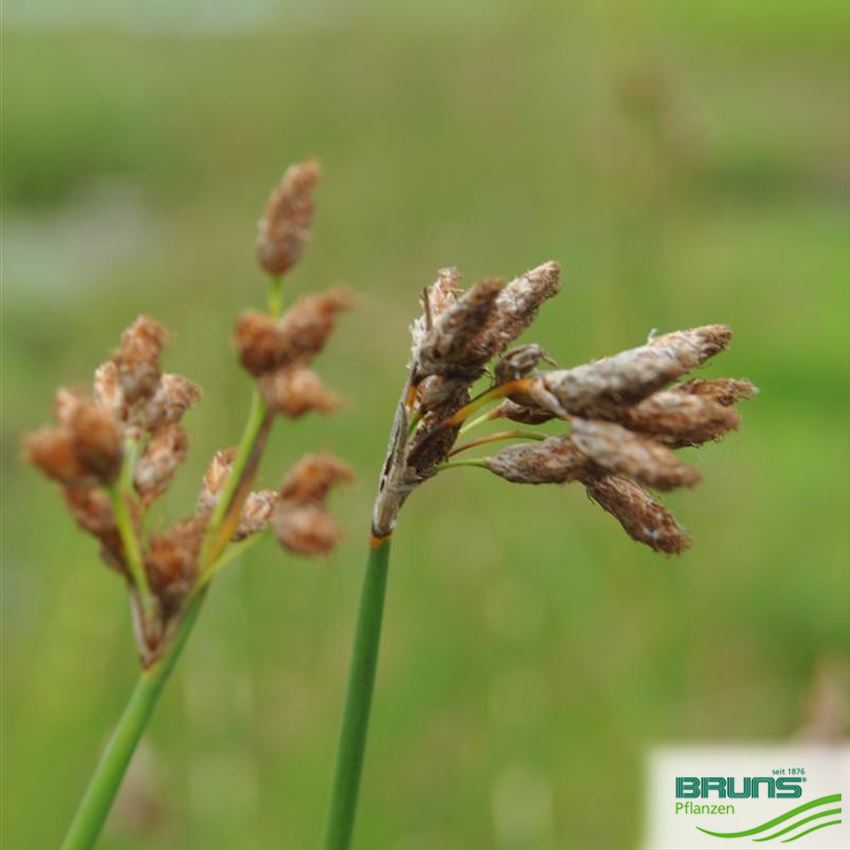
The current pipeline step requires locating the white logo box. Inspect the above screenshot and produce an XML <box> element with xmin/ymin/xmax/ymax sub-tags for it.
<box><xmin>643</xmin><ymin>745</ymin><xmax>850</xmax><ymax>850</ymax></box>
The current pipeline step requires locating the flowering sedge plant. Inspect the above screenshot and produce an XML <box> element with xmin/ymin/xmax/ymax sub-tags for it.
<box><xmin>26</xmin><ymin>160</ymin><xmax>351</xmax><ymax>850</ymax></box>
<box><xmin>322</xmin><ymin>261</ymin><xmax>756</xmax><ymax>849</ymax></box>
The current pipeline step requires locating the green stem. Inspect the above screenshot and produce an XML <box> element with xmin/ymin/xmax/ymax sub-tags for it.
<box><xmin>59</xmin><ymin>588</ymin><xmax>207</xmax><ymax>850</ymax></box>
<box><xmin>109</xmin><ymin>440</ymin><xmax>156</xmax><ymax>625</ymax></box>
<box><xmin>198</xmin><ymin>389</ymin><xmax>268</xmax><ymax>571</ymax></box>
<box><xmin>436</xmin><ymin>458</ymin><xmax>488</xmax><ymax>471</ymax></box>
<box><xmin>323</xmin><ymin>536</ymin><xmax>392</xmax><ymax>850</ymax></box>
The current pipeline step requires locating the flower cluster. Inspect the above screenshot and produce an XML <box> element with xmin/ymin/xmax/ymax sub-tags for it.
<box><xmin>25</xmin><ymin>159</ymin><xmax>351</xmax><ymax>665</ymax></box>
<box><xmin>372</xmin><ymin>261</ymin><xmax>755</xmax><ymax>551</ymax></box>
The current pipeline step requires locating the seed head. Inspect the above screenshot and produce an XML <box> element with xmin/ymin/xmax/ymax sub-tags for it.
<box><xmin>256</xmin><ymin>159</ymin><xmax>322</xmax><ymax>276</ymax></box>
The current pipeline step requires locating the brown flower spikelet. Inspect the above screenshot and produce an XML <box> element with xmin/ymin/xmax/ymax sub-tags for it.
<box><xmin>139</xmin><ymin>374</ymin><xmax>203</xmax><ymax>430</ymax></box>
<box><xmin>235</xmin><ymin>490</ymin><xmax>278</xmax><ymax>540</ymax></box>
<box><xmin>145</xmin><ymin>517</ymin><xmax>206</xmax><ymax>607</ymax></box>
<box><xmin>196</xmin><ymin>447</ymin><xmax>237</xmax><ymax>515</ymax></box>
<box><xmin>114</xmin><ymin>315</ymin><xmax>169</xmax><ymax>402</ymax></box>
<box><xmin>673</xmin><ymin>377</ymin><xmax>758</xmax><ymax>406</ymax></box>
<box><xmin>529</xmin><ymin>324</ymin><xmax>732</xmax><ymax>417</ymax></box>
<box><xmin>582</xmin><ymin>473</ymin><xmax>691</xmax><ymax>554</ymax></box>
<box><xmin>410</xmin><ymin>268</ymin><xmax>462</xmax><ymax>354</ymax></box>
<box><xmin>134</xmin><ymin>424</ymin><xmax>188</xmax><ymax>505</ymax></box>
<box><xmin>478</xmin><ymin>261</ymin><xmax>561</xmax><ymax>357</ymax></box>
<box><xmin>279</xmin><ymin>453</ymin><xmax>354</xmax><ymax>503</ymax></box>
<box><xmin>272</xmin><ymin>502</ymin><xmax>341</xmax><ymax>557</ymax></box>
<box><xmin>235</xmin><ymin>287</ymin><xmax>353</xmax><ymax>376</ymax></box>
<box><xmin>25</xmin><ymin>427</ymin><xmax>93</xmax><ymax>485</ymax></box>
<box><xmin>93</xmin><ymin>361</ymin><xmax>126</xmax><ymax>419</ymax></box>
<box><xmin>259</xmin><ymin>366</ymin><xmax>342</xmax><ymax>417</ymax></box>
<box><xmin>485</xmin><ymin>436</ymin><xmax>589</xmax><ymax>484</ymax></box>
<box><xmin>604</xmin><ymin>390</ymin><xmax>741</xmax><ymax>447</ymax></box>
<box><xmin>256</xmin><ymin>159</ymin><xmax>322</xmax><ymax>275</ymax></box>
<box><xmin>68</xmin><ymin>400</ymin><xmax>123</xmax><ymax>483</ymax></box>
<box><xmin>416</xmin><ymin>277</ymin><xmax>504</xmax><ymax>376</ymax></box>
<box><xmin>570</xmin><ymin>417</ymin><xmax>699</xmax><ymax>491</ymax></box>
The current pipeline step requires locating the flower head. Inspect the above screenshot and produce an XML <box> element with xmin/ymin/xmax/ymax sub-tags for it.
<box><xmin>372</xmin><ymin>259</ymin><xmax>755</xmax><ymax>552</ymax></box>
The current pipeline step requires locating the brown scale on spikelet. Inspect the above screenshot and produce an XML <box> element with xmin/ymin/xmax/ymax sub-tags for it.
<box><xmin>372</xmin><ymin>257</ymin><xmax>753</xmax><ymax>553</ymax></box>
<box><xmin>256</xmin><ymin>159</ymin><xmax>322</xmax><ymax>276</ymax></box>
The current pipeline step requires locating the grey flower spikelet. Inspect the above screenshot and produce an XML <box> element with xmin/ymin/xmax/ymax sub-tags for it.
<box><xmin>372</xmin><ymin>259</ymin><xmax>754</xmax><ymax>553</ymax></box>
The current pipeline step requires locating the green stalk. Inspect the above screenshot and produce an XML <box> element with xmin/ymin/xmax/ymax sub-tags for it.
<box><xmin>109</xmin><ymin>439</ymin><xmax>157</xmax><ymax>626</ymax></box>
<box><xmin>323</xmin><ymin>536</ymin><xmax>392</xmax><ymax>850</ymax></box>
<box><xmin>59</xmin><ymin>588</ymin><xmax>206</xmax><ymax>850</ymax></box>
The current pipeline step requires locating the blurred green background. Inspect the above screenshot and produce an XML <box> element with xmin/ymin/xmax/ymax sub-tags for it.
<box><xmin>3</xmin><ymin>1</ymin><xmax>849</xmax><ymax>848</ymax></box>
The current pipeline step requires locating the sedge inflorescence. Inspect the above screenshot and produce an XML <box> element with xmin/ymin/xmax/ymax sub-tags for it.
<box><xmin>25</xmin><ymin>160</ymin><xmax>352</xmax><ymax>665</ymax></box>
<box><xmin>373</xmin><ymin>261</ymin><xmax>756</xmax><ymax>552</ymax></box>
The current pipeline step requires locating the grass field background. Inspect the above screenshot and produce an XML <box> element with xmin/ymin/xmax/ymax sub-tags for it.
<box><xmin>3</xmin><ymin>2</ymin><xmax>849</xmax><ymax>848</ymax></box>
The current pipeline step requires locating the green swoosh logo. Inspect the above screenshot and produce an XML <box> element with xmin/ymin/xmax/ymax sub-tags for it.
<box><xmin>697</xmin><ymin>793</ymin><xmax>842</xmax><ymax>839</ymax></box>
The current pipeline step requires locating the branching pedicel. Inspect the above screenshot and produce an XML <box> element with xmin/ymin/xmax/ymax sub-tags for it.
<box><xmin>26</xmin><ymin>160</ymin><xmax>350</xmax><ymax>850</ymax></box>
